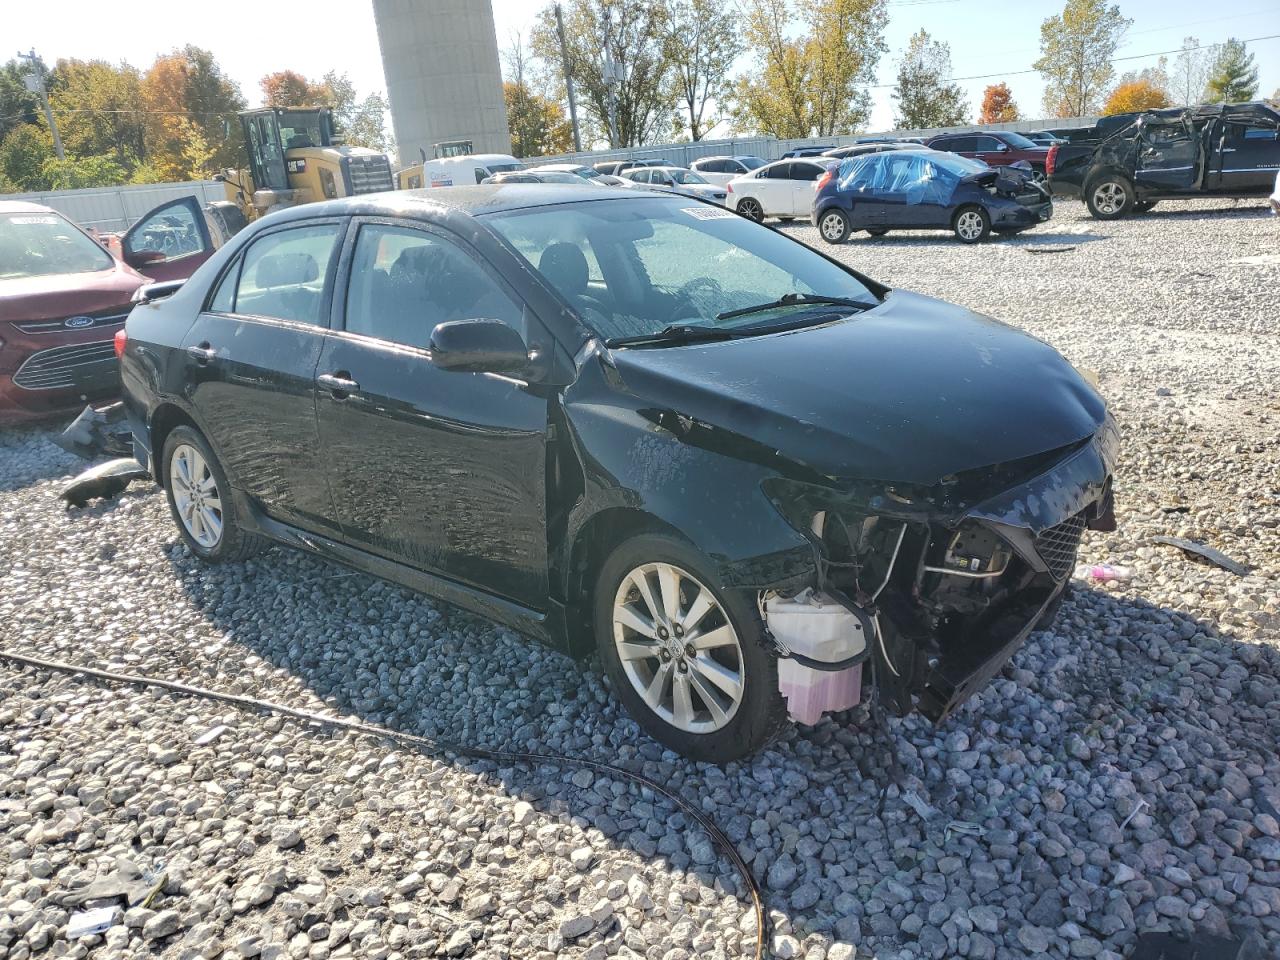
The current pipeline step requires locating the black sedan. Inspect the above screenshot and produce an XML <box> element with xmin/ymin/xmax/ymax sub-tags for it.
<box><xmin>812</xmin><ymin>149</ymin><xmax>1053</xmax><ymax>243</ymax></box>
<box><xmin>120</xmin><ymin>186</ymin><xmax>1115</xmax><ymax>763</ymax></box>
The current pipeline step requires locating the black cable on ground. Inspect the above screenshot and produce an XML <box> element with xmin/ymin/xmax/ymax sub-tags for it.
<box><xmin>0</xmin><ymin>649</ymin><xmax>769</xmax><ymax>960</ymax></box>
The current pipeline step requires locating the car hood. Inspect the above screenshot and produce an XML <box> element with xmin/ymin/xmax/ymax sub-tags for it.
<box><xmin>603</xmin><ymin>289</ymin><xmax>1107</xmax><ymax>486</ymax></box>
<box><xmin>677</xmin><ymin>184</ymin><xmax>725</xmax><ymax>196</ymax></box>
<box><xmin>0</xmin><ymin>262</ymin><xmax>144</xmax><ymax>322</ymax></box>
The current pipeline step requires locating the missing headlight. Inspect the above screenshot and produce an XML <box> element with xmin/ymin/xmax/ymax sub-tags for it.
<box><xmin>924</xmin><ymin>523</ymin><xmax>1011</xmax><ymax>579</ymax></box>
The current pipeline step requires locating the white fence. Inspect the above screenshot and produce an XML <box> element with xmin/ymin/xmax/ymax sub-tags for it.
<box><xmin>527</xmin><ymin>116</ymin><xmax>1101</xmax><ymax>168</ymax></box>
<box><xmin>3</xmin><ymin>180</ymin><xmax>227</xmax><ymax>233</ymax></box>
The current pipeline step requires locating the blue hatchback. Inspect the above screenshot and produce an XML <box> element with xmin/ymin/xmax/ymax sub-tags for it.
<box><xmin>811</xmin><ymin>149</ymin><xmax>1052</xmax><ymax>244</ymax></box>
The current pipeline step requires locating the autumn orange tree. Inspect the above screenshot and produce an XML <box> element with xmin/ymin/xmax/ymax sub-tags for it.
<box><xmin>260</xmin><ymin>70</ymin><xmax>329</xmax><ymax>107</ymax></box>
<box><xmin>1103</xmin><ymin>79</ymin><xmax>1169</xmax><ymax>115</ymax></box>
<box><xmin>979</xmin><ymin>83</ymin><xmax>1019</xmax><ymax>123</ymax></box>
<box><xmin>141</xmin><ymin>46</ymin><xmax>245</xmax><ymax>181</ymax></box>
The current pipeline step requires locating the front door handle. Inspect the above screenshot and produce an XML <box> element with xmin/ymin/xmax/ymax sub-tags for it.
<box><xmin>186</xmin><ymin>342</ymin><xmax>216</xmax><ymax>364</ymax></box>
<box><xmin>317</xmin><ymin>372</ymin><xmax>360</xmax><ymax>398</ymax></box>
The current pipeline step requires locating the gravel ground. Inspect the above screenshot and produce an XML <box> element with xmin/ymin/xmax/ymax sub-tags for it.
<box><xmin>2</xmin><ymin>198</ymin><xmax>1279</xmax><ymax>960</ymax></box>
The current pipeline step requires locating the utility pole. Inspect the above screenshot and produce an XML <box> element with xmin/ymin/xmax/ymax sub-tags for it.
<box><xmin>601</xmin><ymin>8</ymin><xmax>621</xmax><ymax>148</ymax></box>
<box><xmin>17</xmin><ymin>48</ymin><xmax>64</xmax><ymax>161</ymax></box>
<box><xmin>553</xmin><ymin>5</ymin><xmax>582</xmax><ymax>153</ymax></box>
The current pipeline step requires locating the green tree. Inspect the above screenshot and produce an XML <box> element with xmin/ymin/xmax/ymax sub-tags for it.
<box><xmin>803</xmin><ymin>0</ymin><xmax>888</xmax><ymax>136</ymax></box>
<box><xmin>1</xmin><ymin>59</ymin><xmax>39</xmax><ymax>145</ymax></box>
<box><xmin>663</xmin><ymin>0</ymin><xmax>742</xmax><ymax>140</ymax></box>
<box><xmin>47</xmin><ymin>59</ymin><xmax>146</xmax><ymax>169</ymax></box>
<box><xmin>0</xmin><ymin>123</ymin><xmax>54</xmax><ymax>191</ymax></box>
<box><xmin>531</xmin><ymin>0</ymin><xmax>674</xmax><ymax>147</ymax></box>
<box><xmin>1171</xmin><ymin>37</ymin><xmax>1216</xmax><ymax>107</ymax></box>
<box><xmin>1034</xmin><ymin>0</ymin><xmax>1131</xmax><ymax>117</ymax></box>
<box><xmin>39</xmin><ymin>154</ymin><xmax>128</xmax><ymax>190</ymax></box>
<box><xmin>892</xmin><ymin>29</ymin><xmax>967</xmax><ymax>129</ymax></box>
<box><xmin>319</xmin><ymin>71</ymin><xmax>390</xmax><ymax>151</ymax></box>
<box><xmin>504</xmin><ymin>81</ymin><xmax>573</xmax><ymax>157</ymax></box>
<box><xmin>732</xmin><ymin>0</ymin><xmax>812</xmax><ymax>138</ymax></box>
<box><xmin>1205</xmin><ymin>38</ymin><xmax>1258</xmax><ymax>103</ymax></box>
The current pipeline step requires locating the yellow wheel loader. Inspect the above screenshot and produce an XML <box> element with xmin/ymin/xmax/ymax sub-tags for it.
<box><xmin>214</xmin><ymin>107</ymin><xmax>395</xmax><ymax>231</ymax></box>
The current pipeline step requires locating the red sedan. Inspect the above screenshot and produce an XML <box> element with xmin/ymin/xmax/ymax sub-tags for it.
<box><xmin>0</xmin><ymin>197</ymin><xmax>214</xmax><ymax>424</ymax></box>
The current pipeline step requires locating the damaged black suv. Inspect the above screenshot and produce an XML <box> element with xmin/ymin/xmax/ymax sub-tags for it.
<box><xmin>120</xmin><ymin>186</ymin><xmax>1117</xmax><ymax>763</ymax></box>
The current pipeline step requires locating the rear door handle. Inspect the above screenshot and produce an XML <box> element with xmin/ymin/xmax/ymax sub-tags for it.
<box><xmin>317</xmin><ymin>372</ymin><xmax>360</xmax><ymax>397</ymax></box>
<box><xmin>186</xmin><ymin>342</ymin><xmax>216</xmax><ymax>364</ymax></box>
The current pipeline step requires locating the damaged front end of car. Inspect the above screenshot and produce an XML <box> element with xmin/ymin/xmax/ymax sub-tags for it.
<box><xmin>761</xmin><ymin>416</ymin><xmax>1118</xmax><ymax>723</ymax></box>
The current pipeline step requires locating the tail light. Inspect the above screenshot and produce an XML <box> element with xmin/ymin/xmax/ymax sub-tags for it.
<box><xmin>1046</xmin><ymin>145</ymin><xmax>1058</xmax><ymax>178</ymax></box>
<box><xmin>816</xmin><ymin>170</ymin><xmax>834</xmax><ymax>192</ymax></box>
<box><xmin>113</xmin><ymin>327</ymin><xmax>127</xmax><ymax>359</ymax></box>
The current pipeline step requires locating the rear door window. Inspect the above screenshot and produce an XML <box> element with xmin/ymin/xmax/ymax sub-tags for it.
<box><xmin>765</xmin><ymin>163</ymin><xmax>793</xmax><ymax>179</ymax></box>
<box><xmin>233</xmin><ymin>223</ymin><xmax>341</xmax><ymax>326</ymax></box>
<box><xmin>791</xmin><ymin>162</ymin><xmax>824</xmax><ymax>182</ymax></box>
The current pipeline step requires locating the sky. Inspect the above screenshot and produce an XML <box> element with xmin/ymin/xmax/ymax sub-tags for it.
<box><xmin>7</xmin><ymin>0</ymin><xmax>1279</xmax><ymax>140</ymax></box>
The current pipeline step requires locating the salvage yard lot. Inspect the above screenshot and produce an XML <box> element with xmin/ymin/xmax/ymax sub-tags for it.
<box><xmin>2</xmin><ymin>199</ymin><xmax>1278</xmax><ymax>960</ymax></box>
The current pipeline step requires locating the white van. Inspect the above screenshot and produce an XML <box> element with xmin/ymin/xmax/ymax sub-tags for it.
<box><xmin>397</xmin><ymin>154</ymin><xmax>525</xmax><ymax>190</ymax></box>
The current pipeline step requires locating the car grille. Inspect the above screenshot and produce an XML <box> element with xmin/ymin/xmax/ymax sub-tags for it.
<box><xmin>14</xmin><ymin>310</ymin><xmax>129</xmax><ymax>334</ymax></box>
<box><xmin>1035</xmin><ymin>512</ymin><xmax>1086</xmax><ymax>580</ymax></box>
<box><xmin>12</xmin><ymin>341</ymin><xmax>117</xmax><ymax>391</ymax></box>
<box><xmin>344</xmin><ymin>155</ymin><xmax>394</xmax><ymax>195</ymax></box>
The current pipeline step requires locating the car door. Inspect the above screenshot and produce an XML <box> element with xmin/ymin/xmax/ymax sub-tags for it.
<box><xmin>120</xmin><ymin>197</ymin><xmax>216</xmax><ymax>281</ymax></box>
<box><xmin>1214</xmin><ymin>119</ymin><xmax>1280</xmax><ymax>193</ymax></box>
<box><xmin>181</xmin><ymin>218</ymin><xmax>345</xmax><ymax>533</ymax></box>
<box><xmin>757</xmin><ymin>162</ymin><xmax>795</xmax><ymax>214</ymax></box>
<box><xmin>971</xmin><ymin>135</ymin><xmax>1008</xmax><ymax>167</ymax></box>
<box><xmin>1135</xmin><ymin>118</ymin><xmax>1199</xmax><ymax>193</ymax></box>
<box><xmin>788</xmin><ymin>161</ymin><xmax>825</xmax><ymax>215</ymax></box>
<box><xmin>314</xmin><ymin>218</ymin><xmax>549</xmax><ymax>608</ymax></box>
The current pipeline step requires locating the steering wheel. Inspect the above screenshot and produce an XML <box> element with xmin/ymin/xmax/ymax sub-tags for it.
<box><xmin>667</xmin><ymin>277</ymin><xmax>725</xmax><ymax>324</ymax></box>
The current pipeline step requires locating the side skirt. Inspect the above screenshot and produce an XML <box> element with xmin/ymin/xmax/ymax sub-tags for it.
<box><xmin>239</xmin><ymin>497</ymin><xmax>561</xmax><ymax>647</ymax></box>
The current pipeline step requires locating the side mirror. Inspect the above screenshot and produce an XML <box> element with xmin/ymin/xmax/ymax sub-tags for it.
<box><xmin>996</xmin><ymin>143</ymin><xmax>1010</xmax><ymax>152</ymax></box>
<box><xmin>429</xmin><ymin>319</ymin><xmax>529</xmax><ymax>374</ymax></box>
<box><xmin>125</xmin><ymin>248</ymin><xmax>166</xmax><ymax>268</ymax></box>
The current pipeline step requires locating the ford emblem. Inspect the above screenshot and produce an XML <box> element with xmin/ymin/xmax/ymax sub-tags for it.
<box><xmin>64</xmin><ymin>316</ymin><xmax>94</xmax><ymax>329</ymax></box>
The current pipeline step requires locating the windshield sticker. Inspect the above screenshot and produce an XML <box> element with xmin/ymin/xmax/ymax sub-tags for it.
<box><xmin>681</xmin><ymin>206</ymin><xmax>738</xmax><ymax>220</ymax></box>
<box><xmin>6</xmin><ymin>215</ymin><xmax>60</xmax><ymax>225</ymax></box>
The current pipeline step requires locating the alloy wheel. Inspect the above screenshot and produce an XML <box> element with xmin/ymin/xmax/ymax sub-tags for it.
<box><xmin>612</xmin><ymin>562</ymin><xmax>745</xmax><ymax>734</ymax></box>
<box><xmin>956</xmin><ymin>210</ymin><xmax>985</xmax><ymax>241</ymax></box>
<box><xmin>738</xmin><ymin>199</ymin><xmax>763</xmax><ymax>222</ymax></box>
<box><xmin>170</xmin><ymin>443</ymin><xmax>223</xmax><ymax>549</ymax></box>
<box><xmin>819</xmin><ymin>211</ymin><xmax>847</xmax><ymax>242</ymax></box>
<box><xmin>1093</xmin><ymin>182</ymin><xmax>1125</xmax><ymax>215</ymax></box>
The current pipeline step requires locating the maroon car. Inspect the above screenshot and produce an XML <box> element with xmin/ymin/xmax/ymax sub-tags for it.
<box><xmin>0</xmin><ymin>196</ymin><xmax>214</xmax><ymax>423</ymax></box>
<box><xmin>925</xmin><ymin>131</ymin><xmax>1050</xmax><ymax>182</ymax></box>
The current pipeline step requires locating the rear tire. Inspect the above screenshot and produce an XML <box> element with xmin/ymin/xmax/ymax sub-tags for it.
<box><xmin>817</xmin><ymin>208</ymin><xmax>851</xmax><ymax>244</ymax></box>
<box><xmin>1086</xmin><ymin>176</ymin><xmax>1134</xmax><ymax>219</ymax></box>
<box><xmin>162</xmin><ymin>425</ymin><xmax>265</xmax><ymax>563</ymax></box>
<box><xmin>953</xmin><ymin>206</ymin><xmax>990</xmax><ymax>243</ymax></box>
<box><xmin>736</xmin><ymin>197</ymin><xmax>764</xmax><ymax>223</ymax></box>
<box><xmin>594</xmin><ymin>534</ymin><xmax>788</xmax><ymax>764</ymax></box>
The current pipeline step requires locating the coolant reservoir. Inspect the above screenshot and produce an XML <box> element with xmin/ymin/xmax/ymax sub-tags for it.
<box><xmin>765</xmin><ymin>589</ymin><xmax>866</xmax><ymax>725</ymax></box>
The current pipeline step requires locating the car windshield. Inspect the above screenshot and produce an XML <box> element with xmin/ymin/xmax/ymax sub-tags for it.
<box><xmin>1001</xmin><ymin>132</ymin><xmax>1039</xmax><ymax>149</ymax></box>
<box><xmin>739</xmin><ymin>157</ymin><xmax>765</xmax><ymax>169</ymax></box>
<box><xmin>486</xmin><ymin>196</ymin><xmax>878</xmax><ymax>343</ymax></box>
<box><xmin>489</xmin><ymin>162</ymin><xmax>525</xmax><ymax>174</ymax></box>
<box><xmin>0</xmin><ymin>211</ymin><xmax>115</xmax><ymax>280</ymax></box>
<box><xmin>669</xmin><ymin>170</ymin><xmax>708</xmax><ymax>184</ymax></box>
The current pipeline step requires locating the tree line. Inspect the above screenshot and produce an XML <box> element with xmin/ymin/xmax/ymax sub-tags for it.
<box><xmin>0</xmin><ymin>47</ymin><xmax>388</xmax><ymax>194</ymax></box>
<box><xmin>504</xmin><ymin>0</ymin><xmax>1270</xmax><ymax>157</ymax></box>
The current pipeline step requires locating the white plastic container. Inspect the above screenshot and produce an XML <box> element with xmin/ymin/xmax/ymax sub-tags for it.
<box><xmin>766</xmin><ymin>589</ymin><xmax>866</xmax><ymax>725</ymax></box>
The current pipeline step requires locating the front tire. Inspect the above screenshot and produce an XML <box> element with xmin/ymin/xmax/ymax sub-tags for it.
<box><xmin>736</xmin><ymin>197</ymin><xmax>764</xmax><ymax>223</ymax></box>
<box><xmin>818</xmin><ymin>208</ymin><xmax>851</xmax><ymax>244</ymax></box>
<box><xmin>162</xmin><ymin>425</ymin><xmax>264</xmax><ymax>563</ymax></box>
<box><xmin>594</xmin><ymin>534</ymin><xmax>788</xmax><ymax>764</ymax></box>
<box><xmin>1086</xmin><ymin>176</ymin><xmax>1134</xmax><ymax>219</ymax></box>
<box><xmin>953</xmin><ymin>205</ymin><xmax>990</xmax><ymax>243</ymax></box>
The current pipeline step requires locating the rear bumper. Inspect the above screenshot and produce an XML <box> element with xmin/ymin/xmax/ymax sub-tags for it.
<box><xmin>994</xmin><ymin>200</ymin><xmax>1053</xmax><ymax>229</ymax></box>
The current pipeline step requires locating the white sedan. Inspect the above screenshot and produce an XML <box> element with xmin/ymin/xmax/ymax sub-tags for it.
<box><xmin>726</xmin><ymin>158</ymin><xmax>834</xmax><ymax>222</ymax></box>
<box><xmin>619</xmin><ymin>166</ymin><xmax>729</xmax><ymax>205</ymax></box>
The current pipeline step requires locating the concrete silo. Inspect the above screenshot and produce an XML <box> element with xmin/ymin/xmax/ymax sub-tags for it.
<box><xmin>372</xmin><ymin>0</ymin><xmax>513</xmax><ymax>164</ymax></box>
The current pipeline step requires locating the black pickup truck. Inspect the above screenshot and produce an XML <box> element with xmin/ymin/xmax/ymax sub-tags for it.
<box><xmin>1047</xmin><ymin>101</ymin><xmax>1280</xmax><ymax>219</ymax></box>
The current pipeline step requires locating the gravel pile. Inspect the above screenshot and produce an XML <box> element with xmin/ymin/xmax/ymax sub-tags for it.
<box><xmin>2</xmin><ymin>199</ymin><xmax>1279</xmax><ymax>960</ymax></box>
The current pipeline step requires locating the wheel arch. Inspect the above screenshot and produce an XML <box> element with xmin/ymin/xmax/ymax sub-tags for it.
<box><xmin>148</xmin><ymin>401</ymin><xmax>227</xmax><ymax>490</ymax></box>
<box><xmin>1083</xmin><ymin>166</ymin><xmax>1133</xmax><ymax>195</ymax></box>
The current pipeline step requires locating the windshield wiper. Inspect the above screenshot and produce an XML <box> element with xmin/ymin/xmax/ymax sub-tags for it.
<box><xmin>716</xmin><ymin>292</ymin><xmax>870</xmax><ymax>322</ymax></box>
<box><xmin>605</xmin><ymin>324</ymin><xmax>739</xmax><ymax>348</ymax></box>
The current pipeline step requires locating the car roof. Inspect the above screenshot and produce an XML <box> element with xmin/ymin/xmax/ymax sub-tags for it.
<box><xmin>258</xmin><ymin>185</ymin><xmax>640</xmax><ymax>223</ymax></box>
<box><xmin>431</xmin><ymin>154</ymin><xmax>520</xmax><ymax>166</ymax></box>
<box><xmin>533</xmin><ymin>163</ymin><xmax>587</xmax><ymax>171</ymax></box>
<box><xmin>0</xmin><ymin>199</ymin><xmax>57</xmax><ymax>214</ymax></box>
